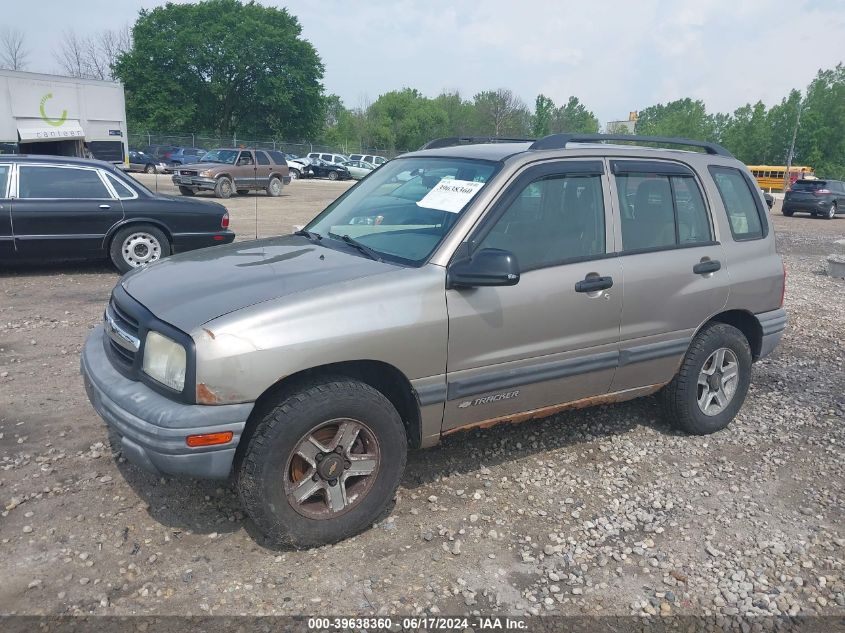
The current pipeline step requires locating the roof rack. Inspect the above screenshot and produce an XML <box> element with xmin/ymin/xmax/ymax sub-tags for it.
<box><xmin>529</xmin><ymin>133</ymin><xmax>733</xmax><ymax>157</ymax></box>
<box><xmin>419</xmin><ymin>136</ymin><xmax>535</xmax><ymax>150</ymax></box>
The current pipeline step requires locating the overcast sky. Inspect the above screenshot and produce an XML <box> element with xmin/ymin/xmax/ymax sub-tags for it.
<box><xmin>5</xmin><ymin>0</ymin><xmax>845</xmax><ymax>124</ymax></box>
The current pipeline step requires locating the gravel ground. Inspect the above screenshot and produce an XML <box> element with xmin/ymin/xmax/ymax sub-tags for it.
<box><xmin>0</xmin><ymin>181</ymin><xmax>843</xmax><ymax>618</ymax></box>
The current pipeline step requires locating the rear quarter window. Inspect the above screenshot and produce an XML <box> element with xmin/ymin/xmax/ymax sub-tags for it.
<box><xmin>708</xmin><ymin>166</ymin><xmax>767</xmax><ymax>241</ymax></box>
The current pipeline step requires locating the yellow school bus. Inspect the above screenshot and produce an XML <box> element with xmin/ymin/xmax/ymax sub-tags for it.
<box><xmin>748</xmin><ymin>165</ymin><xmax>814</xmax><ymax>191</ymax></box>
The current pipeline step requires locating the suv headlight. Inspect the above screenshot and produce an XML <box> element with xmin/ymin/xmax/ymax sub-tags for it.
<box><xmin>199</xmin><ymin>169</ymin><xmax>213</xmax><ymax>177</ymax></box>
<box><xmin>143</xmin><ymin>331</ymin><xmax>186</xmax><ymax>391</ymax></box>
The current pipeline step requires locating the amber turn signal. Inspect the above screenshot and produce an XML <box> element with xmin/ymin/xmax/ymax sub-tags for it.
<box><xmin>185</xmin><ymin>431</ymin><xmax>233</xmax><ymax>447</ymax></box>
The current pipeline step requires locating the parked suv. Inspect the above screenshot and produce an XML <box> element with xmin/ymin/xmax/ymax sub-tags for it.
<box><xmin>172</xmin><ymin>148</ymin><xmax>291</xmax><ymax>198</ymax></box>
<box><xmin>82</xmin><ymin>134</ymin><xmax>787</xmax><ymax>547</ymax></box>
<box><xmin>349</xmin><ymin>153</ymin><xmax>387</xmax><ymax>166</ymax></box>
<box><xmin>782</xmin><ymin>178</ymin><xmax>845</xmax><ymax>219</ymax></box>
<box><xmin>307</xmin><ymin>152</ymin><xmax>349</xmax><ymax>165</ymax></box>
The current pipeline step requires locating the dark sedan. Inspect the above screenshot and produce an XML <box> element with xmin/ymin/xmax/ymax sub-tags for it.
<box><xmin>305</xmin><ymin>158</ymin><xmax>351</xmax><ymax>181</ymax></box>
<box><xmin>0</xmin><ymin>155</ymin><xmax>235</xmax><ymax>273</ymax></box>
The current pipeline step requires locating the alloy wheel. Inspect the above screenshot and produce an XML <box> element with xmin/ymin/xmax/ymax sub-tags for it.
<box><xmin>284</xmin><ymin>418</ymin><xmax>380</xmax><ymax>520</ymax></box>
<box><xmin>696</xmin><ymin>348</ymin><xmax>739</xmax><ymax>416</ymax></box>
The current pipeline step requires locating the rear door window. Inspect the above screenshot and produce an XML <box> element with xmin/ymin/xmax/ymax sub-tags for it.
<box><xmin>268</xmin><ymin>151</ymin><xmax>287</xmax><ymax>165</ymax></box>
<box><xmin>614</xmin><ymin>166</ymin><xmax>713</xmax><ymax>251</ymax></box>
<box><xmin>709</xmin><ymin>166</ymin><xmax>767</xmax><ymax>240</ymax></box>
<box><xmin>256</xmin><ymin>151</ymin><xmax>271</xmax><ymax>165</ymax></box>
<box><xmin>19</xmin><ymin>166</ymin><xmax>112</xmax><ymax>199</ymax></box>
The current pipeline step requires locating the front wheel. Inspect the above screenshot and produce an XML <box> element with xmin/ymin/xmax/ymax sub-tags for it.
<box><xmin>289</xmin><ymin>168</ymin><xmax>300</xmax><ymax>180</ymax></box>
<box><xmin>782</xmin><ymin>209</ymin><xmax>794</xmax><ymax>217</ymax></box>
<box><xmin>109</xmin><ymin>224</ymin><xmax>171</xmax><ymax>273</ymax></box>
<box><xmin>178</xmin><ymin>186</ymin><xmax>195</xmax><ymax>196</ymax></box>
<box><xmin>327</xmin><ymin>171</ymin><xmax>339</xmax><ymax>181</ymax></box>
<box><xmin>661</xmin><ymin>323</ymin><xmax>752</xmax><ymax>435</ymax></box>
<box><xmin>144</xmin><ymin>164</ymin><xmax>155</xmax><ymax>174</ymax></box>
<box><xmin>215</xmin><ymin>176</ymin><xmax>234</xmax><ymax>199</ymax></box>
<box><xmin>825</xmin><ymin>202</ymin><xmax>837</xmax><ymax>220</ymax></box>
<box><xmin>237</xmin><ymin>377</ymin><xmax>407</xmax><ymax>548</ymax></box>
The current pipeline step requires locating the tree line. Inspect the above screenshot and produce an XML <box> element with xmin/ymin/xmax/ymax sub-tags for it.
<box><xmin>1</xmin><ymin>1</ymin><xmax>843</xmax><ymax>178</ymax></box>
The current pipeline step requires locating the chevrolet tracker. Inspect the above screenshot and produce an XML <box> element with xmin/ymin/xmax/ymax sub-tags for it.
<box><xmin>81</xmin><ymin>134</ymin><xmax>787</xmax><ymax>547</ymax></box>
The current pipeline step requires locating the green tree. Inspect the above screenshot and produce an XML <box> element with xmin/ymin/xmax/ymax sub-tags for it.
<box><xmin>552</xmin><ymin>96</ymin><xmax>599</xmax><ymax>133</ymax></box>
<box><xmin>766</xmin><ymin>89</ymin><xmax>802</xmax><ymax>166</ymax></box>
<box><xmin>795</xmin><ymin>65</ymin><xmax>845</xmax><ymax>179</ymax></box>
<box><xmin>532</xmin><ymin>94</ymin><xmax>555</xmax><ymax>137</ymax></box>
<box><xmin>366</xmin><ymin>88</ymin><xmax>449</xmax><ymax>151</ymax></box>
<box><xmin>720</xmin><ymin>101</ymin><xmax>771</xmax><ymax>164</ymax></box>
<box><xmin>114</xmin><ymin>0</ymin><xmax>325</xmax><ymax>139</ymax></box>
<box><xmin>634</xmin><ymin>98</ymin><xmax>715</xmax><ymax>141</ymax></box>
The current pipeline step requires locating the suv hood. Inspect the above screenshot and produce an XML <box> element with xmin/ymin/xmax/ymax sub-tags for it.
<box><xmin>120</xmin><ymin>235</ymin><xmax>397</xmax><ymax>332</ymax></box>
<box><xmin>175</xmin><ymin>161</ymin><xmax>226</xmax><ymax>172</ymax></box>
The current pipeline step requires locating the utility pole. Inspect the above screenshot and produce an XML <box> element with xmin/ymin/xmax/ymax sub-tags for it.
<box><xmin>783</xmin><ymin>99</ymin><xmax>803</xmax><ymax>191</ymax></box>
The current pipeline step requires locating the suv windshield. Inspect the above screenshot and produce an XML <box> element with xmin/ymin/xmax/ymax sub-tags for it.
<box><xmin>200</xmin><ymin>149</ymin><xmax>239</xmax><ymax>164</ymax></box>
<box><xmin>306</xmin><ymin>157</ymin><xmax>498</xmax><ymax>265</ymax></box>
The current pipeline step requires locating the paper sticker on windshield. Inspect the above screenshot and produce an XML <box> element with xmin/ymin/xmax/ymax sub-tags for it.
<box><xmin>416</xmin><ymin>179</ymin><xmax>485</xmax><ymax>213</ymax></box>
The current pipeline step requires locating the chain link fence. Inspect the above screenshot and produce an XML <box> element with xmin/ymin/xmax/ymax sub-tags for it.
<box><xmin>127</xmin><ymin>131</ymin><xmax>405</xmax><ymax>159</ymax></box>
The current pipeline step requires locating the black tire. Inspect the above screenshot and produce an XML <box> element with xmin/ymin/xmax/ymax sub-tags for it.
<box><xmin>266</xmin><ymin>176</ymin><xmax>283</xmax><ymax>197</ymax></box>
<box><xmin>109</xmin><ymin>224</ymin><xmax>171</xmax><ymax>274</ymax></box>
<box><xmin>237</xmin><ymin>189</ymin><xmax>250</xmax><ymax>196</ymax></box>
<box><xmin>825</xmin><ymin>202</ymin><xmax>837</xmax><ymax>220</ymax></box>
<box><xmin>237</xmin><ymin>377</ymin><xmax>407</xmax><ymax>548</ymax></box>
<box><xmin>782</xmin><ymin>209</ymin><xmax>794</xmax><ymax>217</ymax></box>
<box><xmin>178</xmin><ymin>186</ymin><xmax>195</xmax><ymax>196</ymax></box>
<box><xmin>327</xmin><ymin>171</ymin><xmax>339</xmax><ymax>181</ymax></box>
<box><xmin>144</xmin><ymin>164</ymin><xmax>155</xmax><ymax>174</ymax></box>
<box><xmin>660</xmin><ymin>323</ymin><xmax>752</xmax><ymax>435</ymax></box>
<box><xmin>290</xmin><ymin>168</ymin><xmax>300</xmax><ymax>180</ymax></box>
<box><xmin>215</xmin><ymin>176</ymin><xmax>234</xmax><ymax>199</ymax></box>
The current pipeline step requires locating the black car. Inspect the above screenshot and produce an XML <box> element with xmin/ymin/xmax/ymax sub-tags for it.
<box><xmin>0</xmin><ymin>155</ymin><xmax>235</xmax><ymax>273</ymax></box>
<box><xmin>782</xmin><ymin>178</ymin><xmax>845</xmax><ymax>219</ymax></box>
<box><xmin>762</xmin><ymin>191</ymin><xmax>774</xmax><ymax>209</ymax></box>
<box><xmin>305</xmin><ymin>158</ymin><xmax>351</xmax><ymax>181</ymax></box>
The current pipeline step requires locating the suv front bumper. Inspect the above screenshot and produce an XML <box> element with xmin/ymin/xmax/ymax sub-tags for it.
<box><xmin>172</xmin><ymin>175</ymin><xmax>216</xmax><ymax>190</ymax></box>
<box><xmin>81</xmin><ymin>325</ymin><xmax>252</xmax><ymax>479</ymax></box>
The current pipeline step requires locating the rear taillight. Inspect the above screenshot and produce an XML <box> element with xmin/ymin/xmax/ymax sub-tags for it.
<box><xmin>780</xmin><ymin>260</ymin><xmax>787</xmax><ymax>308</ymax></box>
<box><xmin>813</xmin><ymin>189</ymin><xmax>831</xmax><ymax>195</ymax></box>
<box><xmin>221</xmin><ymin>212</ymin><xmax>230</xmax><ymax>229</ymax></box>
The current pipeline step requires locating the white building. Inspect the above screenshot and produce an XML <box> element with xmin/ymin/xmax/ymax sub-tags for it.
<box><xmin>0</xmin><ymin>70</ymin><xmax>128</xmax><ymax>166</ymax></box>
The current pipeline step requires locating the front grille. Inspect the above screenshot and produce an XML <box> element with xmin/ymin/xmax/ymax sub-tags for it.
<box><xmin>179</xmin><ymin>170</ymin><xmax>198</xmax><ymax>177</ymax></box>
<box><xmin>106</xmin><ymin>296</ymin><xmax>141</xmax><ymax>370</ymax></box>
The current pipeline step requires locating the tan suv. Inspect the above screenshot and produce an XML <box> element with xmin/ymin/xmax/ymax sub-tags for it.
<box><xmin>172</xmin><ymin>148</ymin><xmax>291</xmax><ymax>198</ymax></box>
<box><xmin>83</xmin><ymin>134</ymin><xmax>787</xmax><ymax>547</ymax></box>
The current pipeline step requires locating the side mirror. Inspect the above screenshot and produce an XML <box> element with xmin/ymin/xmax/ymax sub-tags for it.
<box><xmin>447</xmin><ymin>248</ymin><xmax>520</xmax><ymax>288</ymax></box>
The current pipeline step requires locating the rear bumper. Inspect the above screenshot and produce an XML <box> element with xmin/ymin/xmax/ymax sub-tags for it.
<box><xmin>81</xmin><ymin>325</ymin><xmax>252</xmax><ymax>479</ymax></box>
<box><xmin>782</xmin><ymin>199</ymin><xmax>835</xmax><ymax>213</ymax></box>
<box><xmin>172</xmin><ymin>231</ymin><xmax>236</xmax><ymax>253</ymax></box>
<box><xmin>756</xmin><ymin>308</ymin><xmax>787</xmax><ymax>360</ymax></box>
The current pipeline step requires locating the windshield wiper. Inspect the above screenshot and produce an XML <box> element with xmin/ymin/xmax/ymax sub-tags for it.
<box><xmin>294</xmin><ymin>229</ymin><xmax>323</xmax><ymax>242</ymax></box>
<box><xmin>329</xmin><ymin>232</ymin><xmax>383</xmax><ymax>262</ymax></box>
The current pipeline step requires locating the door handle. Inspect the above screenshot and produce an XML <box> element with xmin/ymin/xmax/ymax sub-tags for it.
<box><xmin>693</xmin><ymin>259</ymin><xmax>721</xmax><ymax>275</ymax></box>
<box><xmin>99</xmin><ymin>204</ymin><xmax>111</xmax><ymax>210</ymax></box>
<box><xmin>575</xmin><ymin>275</ymin><xmax>613</xmax><ymax>293</ymax></box>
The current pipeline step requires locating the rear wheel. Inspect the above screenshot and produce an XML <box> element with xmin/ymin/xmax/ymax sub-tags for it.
<box><xmin>215</xmin><ymin>176</ymin><xmax>233</xmax><ymax>199</ymax></box>
<box><xmin>661</xmin><ymin>323</ymin><xmax>752</xmax><ymax>435</ymax></box>
<box><xmin>266</xmin><ymin>176</ymin><xmax>283</xmax><ymax>197</ymax></box>
<box><xmin>826</xmin><ymin>202</ymin><xmax>837</xmax><ymax>220</ymax></box>
<box><xmin>144</xmin><ymin>164</ymin><xmax>155</xmax><ymax>174</ymax></box>
<box><xmin>178</xmin><ymin>186</ymin><xmax>195</xmax><ymax>196</ymax></box>
<box><xmin>109</xmin><ymin>224</ymin><xmax>171</xmax><ymax>274</ymax></box>
<box><xmin>289</xmin><ymin>168</ymin><xmax>300</xmax><ymax>180</ymax></box>
<box><xmin>237</xmin><ymin>377</ymin><xmax>407</xmax><ymax>548</ymax></box>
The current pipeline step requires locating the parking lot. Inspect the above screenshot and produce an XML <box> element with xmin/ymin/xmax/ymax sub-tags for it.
<box><xmin>1</xmin><ymin>179</ymin><xmax>843</xmax><ymax>617</ymax></box>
